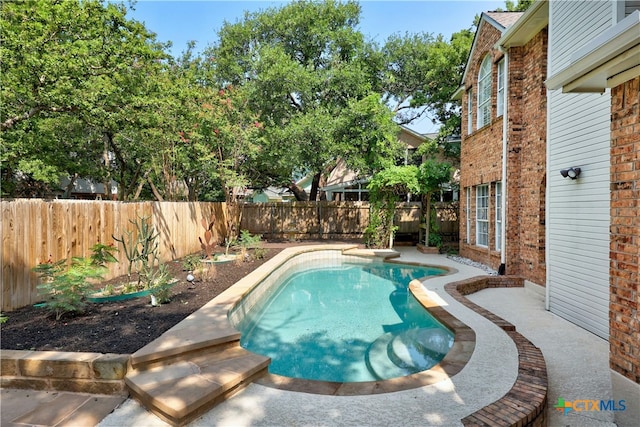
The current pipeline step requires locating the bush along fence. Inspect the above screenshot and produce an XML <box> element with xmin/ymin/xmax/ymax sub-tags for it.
<box><xmin>1</xmin><ymin>199</ymin><xmax>457</xmax><ymax>311</ymax></box>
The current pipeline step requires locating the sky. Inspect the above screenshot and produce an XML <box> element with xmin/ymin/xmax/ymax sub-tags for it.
<box><xmin>125</xmin><ymin>0</ymin><xmax>506</xmax><ymax>133</ymax></box>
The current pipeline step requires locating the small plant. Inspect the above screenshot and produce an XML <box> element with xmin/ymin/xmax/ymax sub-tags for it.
<box><xmin>181</xmin><ymin>254</ymin><xmax>201</xmax><ymax>271</ymax></box>
<box><xmin>223</xmin><ymin>236</ymin><xmax>236</xmax><ymax>257</ymax></box>
<box><xmin>194</xmin><ymin>262</ymin><xmax>216</xmax><ymax>281</ymax></box>
<box><xmin>0</xmin><ymin>313</ymin><xmax>8</xmax><ymax>324</ymax></box>
<box><xmin>253</xmin><ymin>246</ymin><xmax>267</xmax><ymax>260</ymax></box>
<box><xmin>32</xmin><ymin>243</ymin><xmax>118</xmax><ymax>320</ymax></box>
<box><xmin>101</xmin><ymin>284</ymin><xmax>115</xmax><ymax>296</ymax></box>
<box><xmin>149</xmin><ymin>264</ymin><xmax>173</xmax><ymax>305</ymax></box>
<box><xmin>122</xmin><ymin>282</ymin><xmax>137</xmax><ymax>294</ymax></box>
<box><xmin>198</xmin><ymin>214</ymin><xmax>216</xmax><ymax>259</ymax></box>
<box><xmin>113</xmin><ymin>216</ymin><xmax>169</xmax><ymax>290</ymax></box>
<box><xmin>238</xmin><ymin>229</ymin><xmax>262</xmax><ymax>249</ymax></box>
<box><xmin>237</xmin><ymin>230</ymin><xmax>264</xmax><ymax>262</ymax></box>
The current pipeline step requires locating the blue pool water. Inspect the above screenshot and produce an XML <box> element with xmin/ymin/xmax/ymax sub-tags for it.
<box><xmin>233</xmin><ymin>258</ymin><xmax>453</xmax><ymax>382</ymax></box>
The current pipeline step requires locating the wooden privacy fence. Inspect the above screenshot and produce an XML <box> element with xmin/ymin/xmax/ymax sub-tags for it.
<box><xmin>1</xmin><ymin>199</ymin><xmax>227</xmax><ymax>311</ymax></box>
<box><xmin>240</xmin><ymin>201</ymin><xmax>421</xmax><ymax>239</ymax></box>
<box><xmin>1</xmin><ymin>200</ymin><xmax>432</xmax><ymax>311</ymax></box>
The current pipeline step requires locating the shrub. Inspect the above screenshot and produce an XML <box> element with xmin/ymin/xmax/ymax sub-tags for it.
<box><xmin>32</xmin><ymin>243</ymin><xmax>118</xmax><ymax>320</ymax></box>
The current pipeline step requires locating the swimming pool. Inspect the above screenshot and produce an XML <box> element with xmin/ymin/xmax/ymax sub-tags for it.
<box><xmin>230</xmin><ymin>255</ymin><xmax>453</xmax><ymax>382</ymax></box>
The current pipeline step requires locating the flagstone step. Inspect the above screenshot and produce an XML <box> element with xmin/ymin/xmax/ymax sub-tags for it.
<box><xmin>130</xmin><ymin>321</ymin><xmax>241</xmax><ymax>370</ymax></box>
<box><xmin>125</xmin><ymin>344</ymin><xmax>270</xmax><ymax>426</ymax></box>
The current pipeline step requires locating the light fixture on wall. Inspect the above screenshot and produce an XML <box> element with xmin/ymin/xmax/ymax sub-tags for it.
<box><xmin>560</xmin><ymin>167</ymin><xmax>581</xmax><ymax>180</ymax></box>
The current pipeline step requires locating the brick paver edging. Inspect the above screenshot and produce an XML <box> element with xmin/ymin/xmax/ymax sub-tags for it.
<box><xmin>445</xmin><ymin>276</ymin><xmax>548</xmax><ymax>427</ymax></box>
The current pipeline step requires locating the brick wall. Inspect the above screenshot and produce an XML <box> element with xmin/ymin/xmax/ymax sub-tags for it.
<box><xmin>459</xmin><ymin>18</ymin><xmax>548</xmax><ymax>286</ymax></box>
<box><xmin>460</xmin><ymin>21</ymin><xmax>505</xmax><ymax>271</ymax></box>
<box><xmin>505</xmin><ymin>29</ymin><xmax>548</xmax><ymax>285</ymax></box>
<box><xmin>609</xmin><ymin>76</ymin><xmax>639</xmax><ymax>384</ymax></box>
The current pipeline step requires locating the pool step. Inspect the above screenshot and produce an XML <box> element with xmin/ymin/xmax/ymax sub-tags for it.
<box><xmin>366</xmin><ymin>328</ymin><xmax>452</xmax><ymax>380</ymax></box>
<box><xmin>125</xmin><ymin>344</ymin><xmax>270</xmax><ymax>426</ymax></box>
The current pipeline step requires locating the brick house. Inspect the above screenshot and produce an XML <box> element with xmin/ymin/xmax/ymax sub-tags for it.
<box><xmin>458</xmin><ymin>1</ymin><xmax>639</xmax><ymax>424</ymax></box>
<box><xmin>456</xmin><ymin>9</ymin><xmax>548</xmax><ymax>288</ymax></box>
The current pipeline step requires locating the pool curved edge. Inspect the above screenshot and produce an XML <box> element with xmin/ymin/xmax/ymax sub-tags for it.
<box><xmin>228</xmin><ymin>245</ymin><xmax>476</xmax><ymax>396</ymax></box>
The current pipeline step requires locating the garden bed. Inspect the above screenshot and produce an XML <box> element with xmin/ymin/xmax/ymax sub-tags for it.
<box><xmin>0</xmin><ymin>248</ymin><xmax>281</xmax><ymax>355</ymax></box>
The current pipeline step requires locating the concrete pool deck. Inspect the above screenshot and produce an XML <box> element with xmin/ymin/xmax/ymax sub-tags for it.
<box><xmin>2</xmin><ymin>248</ymin><xmax>618</xmax><ymax>426</ymax></box>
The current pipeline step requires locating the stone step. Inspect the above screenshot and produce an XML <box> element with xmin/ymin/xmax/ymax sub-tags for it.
<box><xmin>125</xmin><ymin>345</ymin><xmax>270</xmax><ymax>426</ymax></box>
<box><xmin>130</xmin><ymin>322</ymin><xmax>241</xmax><ymax>370</ymax></box>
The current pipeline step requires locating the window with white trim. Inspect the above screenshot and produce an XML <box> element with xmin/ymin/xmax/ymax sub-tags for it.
<box><xmin>495</xmin><ymin>182</ymin><xmax>502</xmax><ymax>251</ymax></box>
<box><xmin>466</xmin><ymin>187</ymin><xmax>471</xmax><ymax>243</ymax></box>
<box><xmin>497</xmin><ymin>59</ymin><xmax>505</xmax><ymax>117</ymax></box>
<box><xmin>477</xmin><ymin>56</ymin><xmax>492</xmax><ymax>128</ymax></box>
<box><xmin>476</xmin><ymin>184</ymin><xmax>489</xmax><ymax>247</ymax></box>
<box><xmin>467</xmin><ymin>88</ymin><xmax>473</xmax><ymax>135</ymax></box>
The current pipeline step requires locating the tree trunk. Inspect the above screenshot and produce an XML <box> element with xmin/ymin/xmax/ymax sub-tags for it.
<box><xmin>309</xmin><ymin>171</ymin><xmax>322</xmax><ymax>201</ymax></box>
<box><xmin>288</xmin><ymin>181</ymin><xmax>309</xmax><ymax>201</ymax></box>
<box><xmin>63</xmin><ymin>174</ymin><xmax>77</xmax><ymax>199</ymax></box>
<box><xmin>147</xmin><ymin>177</ymin><xmax>164</xmax><ymax>201</ymax></box>
<box><xmin>424</xmin><ymin>192</ymin><xmax>432</xmax><ymax>246</ymax></box>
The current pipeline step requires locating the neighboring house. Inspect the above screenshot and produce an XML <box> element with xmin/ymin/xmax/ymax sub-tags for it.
<box><xmin>58</xmin><ymin>176</ymin><xmax>119</xmax><ymax>200</ymax></box>
<box><xmin>247</xmin><ymin>186</ymin><xmax>294</xmax><ymax>203</ymax></box>
<box><xmin>323</xmin><ymin>126</ymin><xmax>455</xmax><ymax>202</ymax></box>
<box><xmin>459</xmin><ymin>1</ymin><xmax>639</xmax><ymax>424</ymax></box>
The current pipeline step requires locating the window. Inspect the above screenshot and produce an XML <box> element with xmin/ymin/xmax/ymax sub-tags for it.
<box><xmin>476</xmin><ymin>185</ymin><xmax>489</xmax><ymax>247</ymax></box>
<box><xmin>495</xmin><ymin>182</ymin><xmax>502</xmax><ymax>251</ymax></box>
<box><xmin>467</xmin><ymin>88</ymin><xmax>473</xmax><ymax>135</ymax></box>
<box><xmin>477</xmin><ymin>56</ymin><xmax>492</xmax><ymax>128</ymax></box>
<box><xmin>497</xmin><ymin>59</ymin><xmax>505</xmax><ymax>117</ymax></box>
<box><xmin>466</xmin><ymin>187</ymin><xmax>471</xmax><ymax>243</ymax></box>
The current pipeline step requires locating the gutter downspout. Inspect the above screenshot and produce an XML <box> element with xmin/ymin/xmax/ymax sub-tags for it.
<box><xmin>544</xmin><ymin>6</ymin><xmax>553</xmax><ymax>312</ymax></box>
<box><xmin>500</xmin><ymin>50</ymin><xmax>509</xmax><ymax>274</ymax></box>
<box><xmin>545</xmin><ymin>86</ymin><xmax>551</xmax><ymax>312</ymax></box>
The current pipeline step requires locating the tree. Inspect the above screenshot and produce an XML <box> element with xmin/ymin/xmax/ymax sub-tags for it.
<box><xmin>365</xmin><ymin>165</ymin><xmax>420</xmax><ymax>248</ymax></box>
<box><xmin>211</xmin><ymin>0</ymin><xmax>401</xmax><ymax>200</ymax></box>
<box><xmin>416</xmin><ymin>159</ymin><xmax>453</xmax><ymax>248</ymax></box>
<box><xmin>0</xmin><ymin>0</ymin><xmax>168</xmax><ymax>198</ymax></box>
<box><xmin>505</xmin><ymin>0</ymin><xmax>534</xmax><ymax>12</ymax></box>
<box><xmin>381</xmin><ymin>29</ymin><xmax>473</xmax><ymax>158</ymax></box>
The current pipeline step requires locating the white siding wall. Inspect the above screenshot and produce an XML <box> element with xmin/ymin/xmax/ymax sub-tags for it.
<box><xmin>547</xmin><ymin>0</ymin><xmax>613</xmax><ymax>339</ymax></box>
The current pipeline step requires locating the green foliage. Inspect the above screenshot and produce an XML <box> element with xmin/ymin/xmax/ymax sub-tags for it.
<box><xmin>181</xmin><ymin>254</ymin><xmax>202</xmax><ymax>271</ymax></box>
<box><xmin>505</xmin><ymin>0</ymin><xmax>534</xmax><ymax>12</ymax></box>
<box><xmin>1</xmin><ymin>0</ymin><xmax>169</xmax><ymax>198</ymax></box>
<box><xmin>32</xmin><ymin>244</ymin><xmax>118</xmax><ymax>320</ymax></box>
<box><xmin>211</xmin><ymin>0</ymin><xmax>398</xmax><ymax>200</ymax></box>
<box><xmin>112</xmin><ymin>216</ymin><xmax>167</xmax><ymax>289</ymax></box>
<box><xmin>365</xmin><ymin>166</ymin><xmax>420</xmax><ymax>248</ymax></box>
<box><xmin>238</xmin><ymin>230</ymin><xmax>262</xmax><ymax>249</ymax></box>
<box><xmin>1</xmin><ymin>0</ymin><xmax>472</xmax><ymax>200</ymax></box>
<box><xmin>149</xmin><ymin>264</ymin><xmax>174</xmax><ymax>305</ymax></box>
<box><xmin>0</xmin><ymin>313</ymin><xmax>8</xmax><ymax>323</ymax></box>
<box><xmin>381</xmin><ymin>28</ymin><xmax>473</xmax><ymax>141</ymax></box>
<box><xmin>417</xmin><ymin>159</ymin><xmax>453</xmax><ymax>194</ymax></box>
<box><xmin>428</xmin><ymin>205</ymin><xmax>443</xmax><ymax>249</ymax></box>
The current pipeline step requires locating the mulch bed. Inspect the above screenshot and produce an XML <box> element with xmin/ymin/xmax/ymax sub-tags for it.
<box><xmin>0</xmin><ymin>247</ymin><xmax>284</xmax><ymax>355</ymax></box>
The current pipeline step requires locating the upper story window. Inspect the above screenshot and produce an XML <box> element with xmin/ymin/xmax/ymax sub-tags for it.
<box><xmin>497</xmin><ymin>59</ymin><xmax>505</xmax><ymax>117</ymax></box>
<box><xmin>477</xmin><ymin>55</ymin><xmax>492</xmax><ymax>128</ymax></box>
